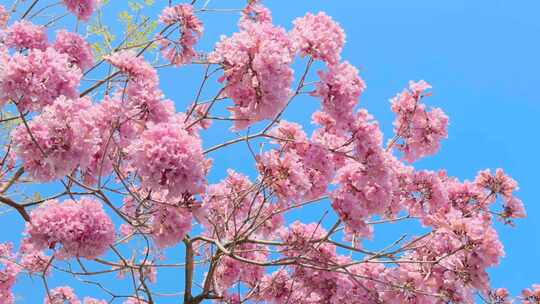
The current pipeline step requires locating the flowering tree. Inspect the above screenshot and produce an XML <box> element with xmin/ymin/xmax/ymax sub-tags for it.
<box><xmin>0</xmin><ymin>0</ymin><xmax>537</xmax><ymax>303</ymax></box>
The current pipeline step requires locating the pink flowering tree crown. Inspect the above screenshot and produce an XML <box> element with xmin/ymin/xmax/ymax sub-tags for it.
<box><xmin>0</xmin><ymin>0</ymin><xmax>535</xmax><ymax>303</ymax></box>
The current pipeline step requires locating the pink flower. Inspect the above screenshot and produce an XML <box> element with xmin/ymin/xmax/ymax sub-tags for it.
<box><xmin>521</xmin><ymin>284</ymin><xmax>540</xmax><ymax>304</ymax></box>
<box><xmin>158</xmin><ymin>4</ymin><xmax>203</xmax><ymax>66</ymax></box>
<box><xmin>44</xmin><ymin>286</ymin><xmax>80</xmax><ymax>304</ymax></box>
<box><xmin>53</xmin><ymin>30</ymin><xmax>94</xmax><ymax>70</ymax></box>
<box><xmin>4</xmin><ymin>20</ymin><xmax>48</xmax><ymax>50</ymax></box>
<box><xmin>256</xmin><ymin>269</ymin><xmax>298</xmax><ymax>303</ymax></box>
<box><xmin>18</xmin><ymin>239</ymin><xmax>51</xmax><ymax>274</ymax></box>
<box><xmin>62</xmin><ymin>0</ymin><xmax>99</xmax><ymax>21</ymax></box>
<box><xmin>390</xmin><ymin>80</ymin><xmax>449</xmax><ymax>162</ymax></box>
<box><xmin>401</xmin><ymin>170</ymin><xmax>448</xmax><ymax>225</ymax></box>
<box><xmin>257</xmin><ymin>146</ymin><xmax>335</xmax><ymax>204</ymax></box>
<box><xmin>0</xmin><ymin>243</ymin><xmax>19</xmax><ymax>304</ymax></box>
<box><xmin>151</xmin><ymin>204</ymin><xmax>192</xmax><ymax>248</ymax></box>
<box><xmin>105</xmin><ymin>50</ymin><xmax>174</xmax><ymax>124</ymax></box>
<box><xmin>214</xmin><ymin>243</ymin><xmax>267</xmax><ymax>293</ymax></box>
<box><xmin>11</xmin><ymin>96</ymin><xmax>100</xmax><ymax>182</ymax></box>
<box><xmin>475</xmin><ymin>168</ymin><xmax>518</xmax><ymax>198</ymax></box>
<box><xmin>291</xmin><ymin>12</ymin><xmax>345</xmax><ymax>64</ymax></box>
<box><xmin>502</xmin><ymin>196</ymin><xmax>526</xmax><ymax>219</ymax></box>
<box><xmin>25</xmin><ymin>198</ymin><xmax>115</xmax><ymax>259</ymax></box>
<box><xmin>312</xmin><ymin>61</ymin><xmax>366</xmax><ymax>132</ymax></box>
<box><xmin>198</xmin><ymin>170</ymin><xmax>283</xmax><ymax>240</ymax></box>
<box><xmin>127</xmin><ymin>117</ymin><xmax>207</xmax><ymax>199</ymax></box>
<box><xmin>209</xmin><ymin>7</ymin><xmax>294</xmax><ymax>130</ymax></box>
<box><xmin>331</xmin><ymin>159</ymin><xmax>396</xmax><ymax>238</ymax></box>
<box><xmin>0</xmin><ymin>48</ymin><xmax>82</xmax><ymax>112</ymax></box>
<box><xmin>120</xmin><ymin>191</ymin><xmax>193</xmax><ymax>248</ymax></box>
<box><xmin>239</xmin><ymin>2</ymin><xmax>272</xmax><ymax>26</ymax></box>
<box><xmin>487</xmin><ymin>288</ymin><xmax>512</xmax><ymax>304</ymax></box>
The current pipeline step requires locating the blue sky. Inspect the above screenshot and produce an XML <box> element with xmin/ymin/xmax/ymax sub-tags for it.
<box><xmin>2</xmin><ymin>0</ymin><xmax>539</xmax><ymax>302</ymax></box>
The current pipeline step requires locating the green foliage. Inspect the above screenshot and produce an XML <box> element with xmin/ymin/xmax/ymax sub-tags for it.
<box><xmin>87</xmin><ymin>0</ymin><xmax>158</xmax><ymax>61</ymax></box>
<box><xmin>0</xmin><ymin>111</ymin><xmax>21</xmax><ymax>133</ymax></box>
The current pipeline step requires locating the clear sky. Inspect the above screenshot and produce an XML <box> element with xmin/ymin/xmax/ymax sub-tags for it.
<box><xmin>2</xmin><ymin>0</ymin><xmax>539</xmax><ymax>302</ymax></box>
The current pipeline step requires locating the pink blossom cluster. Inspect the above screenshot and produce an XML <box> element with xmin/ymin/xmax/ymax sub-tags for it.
<box><xmin>127</xmin><ymin>117</ymin><xmax>207</xmax><ymax>199</ymax></box>
<box><xmin>0</xmin><ymin>47</ymin><xmax>82</xmax><ymax>112</ymax></box>
<box><xmin>25</xmin><ymin>198</ymin><xmax>115</xmax><ymax>259</ymax></box>
<box><xmin>53</xmin><ymin>30</ymin><xmax>94</xmax><ymax>71</ymax></box>
<box><xmin>62</xmin><ymin>0</ymin><xmax>99</xmax><ymax>21</ymax></box>
<box><xmin>197</xmin><ymin>169</ymin><xmax>283</xmax><ymax>240</ymax></box>
<box><xmin>44</xmin><ymin>286</ymin><xmax>107</xmax><ymax>304</ymax></box>
<box><xmin>240</xmin><ymin>2</ymin><xmax>272</xmax><ymax>25</ymax></box>
<box><xmin>210</xmin><ymin>6</ymin><xmax>295</xmax><ymax>130</ymax></box>
<box><xmin>522</xmin><ymin>284</ymin><xmax>540</xmax><ymax>304</ymax></box>
<box><xmin>488</xmin><ymin>288</ymin><xmax>512</xmax><ymax>304</ymax></box>
<box><xmin>0</xmin><ymin>243</ymin><xmax>19</xmax><ymax>304</ymax></box>
<box><xmin>475</xmin><ymin>168</ymin><xmax>526</xmax><ymax>220</ymax></box>
<box><xmin>105</xmin><ymin>50</ymin><xmax>174</xmax><ymax>124</ymax></box>
<box><xmin>0</xmin><ymin>2</ymin><xmax>535</xmax><ymax>303</ymax></box>
<box><xmin>151</xmin><ymin>203</ymin><xmax>192</xmax><ymax>248</ymax></box>
<box><xmin>291</xmin><ymin>12</ymin><xmax>346</xmax><ymax>64</ymax></box>
<box><xmin>120</xmin><ymin>191</ymin><xmax>194</xmax><ymax>248</ymax></box>
<box><xmin>390</xmin><ymin>80</ymin><xmax>449</xmax><ymax>162</ymax></box>
<box><xmin>11</xmin><ymin>96</ymin><xmax>99</xmax><ymax>182</ymax></box>
<box><xmin>400</xmin><ymin>169</ymin><xmax>449</xmax><ymax>224</ymax></box>
<box><xmin>310</xmin><ymin>111</ymin><xmax>351</xmax><ymax>166</ymax></box>
<box><xmin>330</xmin><ymin>110</ymin><xmax>400</xmax><ymax>237</ymax></box>
<box><xmin>379</xmin><ymin>212</ymin><xmax>505</xmax><ymax>302</ymax></box>
<box><xmin>267</xmin><ymin>222</ymin><xmax>362</xmax><ymax>303</ymax></box>
<box><xmin>257</xmin><ymin>121</ymin><xmax>335</xmax><ymax>204</ymax></box>
<box><xmin>18</xmin><ymin>239</ymin><xmax>50</xmax><ymax>275</ymax></box>
<box><xmin>253</xmin><ymin>206</ymin><xmax>509</xmax><ymax>303</ymax></box>
<box><xmin>214</xmin><ymin>243</ymin><xmax>267</xmax><ymax>293</ymax></box>
<box><xmin>4</xmin><ymin>20</ymin><xmax>48</xmax><ymax>50</ymax></box>
<box><xmin>158</xmin><ymin>4</ymin><xmax>203</xmax><ymax>66</ymax></box>
<box><xmin>312</xmin><ymin>61</ymin><xmax>366</xmax><ymax>131</ymax></box>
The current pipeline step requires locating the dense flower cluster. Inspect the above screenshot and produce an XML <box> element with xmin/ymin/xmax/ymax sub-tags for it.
<box><xmin>475</xmin><ymin>168</ymin><xmax>526</xmax><ymax>220</ymax></box>
<box><xmin>521</xmin><ymin>284</ymin><xmax>540</xmax><ymax>304</ymax></box>
<box><xmin>18</xmin><ymin>239</ymin><xmax>50</xmax><ymax>275</ymax></box>
<box><xmin>151</xmin><ymin>203</ymin><xmax>192</xmax><ymax>248</ymax></box>
<box><xmin>197</xmin><ymin>169</ymin><xmax>283</xmax><ymax>240</ymax></box>
<box><xmin>105</xmin><ymin>50</ymin><xmax>174</xmax><ymax>124</ymax></box>
<box><xmin>0</xmin><ymin>47</ymin><xmax>82</xmax><ymax>112</ymax></box>
<box><xmin>257</xmin><ymin>121</ymin><xmax>335</xmax><ymax>204</ymax></box>
<box><xmin>127</xmin><ymin>117</ymin><xmax>207</xmax><ymax>199</ymax></box>
<box><xmin>4</xmin><ymin>20</ymin><xmax>48</xmax><ymax>50</ymax></box>
<box><xmin>210</xmin><ymin>9</ymin><xmax>295</xmax><ymax>130</ymax></box>
<box><xmin>312</xmin><ymin>61</ymin><xmax>366</xmax><ymax>131</ymax></box>
<box><xmin>390</xmin><ymin>80</ymin><xmax>449</xmax><ymax>162</ymax></box>
<box><xmin>44</xmin><ymin>286</ymin><xmax>79</xmax><ymax>304</ymax></box>
<box><xmin>0</xmin><ymin>243</ymin><xmax>18</xmax><ymax>304</ymax></box>
<box><xmin>214</xmin><ymin>243</ymin><xmax>267</xmax><ymax>293</ymax></box>
<box><xmin>158</xmin><ymin>4</ymin><xmax>203</xmax><ymax>66</ymax></box>
<box><xmin>0</xmin><ymin>2</ymin><xmax>535</xmax><ymax>303</ymax></box>
<box><xmin>25</xmin><ymin>198</ymin><xmax>115</xmax><ymax>259</ymax></box>
<box><xmin>53</xmin><ymin>30</ymin><xmax>94</xmax><ymax>70</ymax></box>
<box><xmin>291</xmin><ymin>12</ymin><xmax>346</xmax><ymax>64</ymax></box>
<box><xmin>120</xmin><ymin>191</ymin><xmax>194</xmax><ymax>248</ymax></box>
<box><xmin>62</xmin><ymin>0</ymin><xmax>99</xmax><ymax>21</ymax></box>
<box><xmin>329</xmin><ymin>110</ymin><xmax>400</xmax><ymax>237</ymax></box>
<box><xmin>11</xmin><ymin>96</ymin><xmax>99</xmax><ymax>182</ymax></box>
